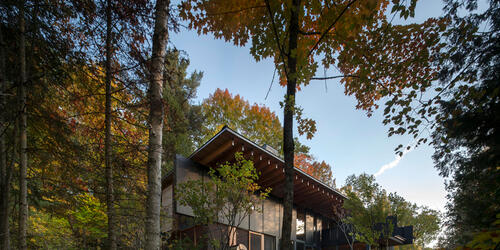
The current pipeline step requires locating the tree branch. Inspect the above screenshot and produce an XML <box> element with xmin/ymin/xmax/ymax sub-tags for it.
<box><xmin>207</xmin><ymin>5</ymin><xmax>266</xmax><ymax>16</ymax></box>
<box><xmin>264</xmin><ymin>0</ymin><xmax>289</xmax><ymax>78</ymax></box>
<box><xmin>298</xmin><ymin>30</ymin><xmax>321</xmax><ymax>35</ymax></box>
<box><xmin>306</xmin><ymin>0</ymin><xmax>358</xmax><ymax>58</ymax></box>
<box><xmin>311</xmin><ymin>74</ymin><xmax>359</xmax><ymax>80</ymax></box>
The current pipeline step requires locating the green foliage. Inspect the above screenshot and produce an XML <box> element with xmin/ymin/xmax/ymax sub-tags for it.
<box><xmin>459</xmin><ymin>213</ymin><xmax>500</xmax><ymax>250</ymax></box>
<box><xmin>430</xmin><ymin>1</ymin><xmax>500</xmax><ymax>246</ymax></box>
<box><xmin>68</xmin><ymin>193</ymin><xmax>108</xmax><ymax>247</ymax></box>
<box><xmin>343</xmin><ymin>174</ymin><xmax>440</xmax><ymax>247</ymax></box>
<box><xmin>162</xmin><ymin>49</ymin><xmax>204</xmax><ymax>173</ymax></box>
<box><xmin>165</xmin><ymin>237</ymin><xmax>205</xmax><ymax>250</ymax></box>
<box><xmin>389</xmin><ymin>193</ymin><xmax>440</xmax><ymax>246</ymax></box>
<box><xmin>28</xmin><ymin>208</ymin><xmax>76</xmax><ymax>249</ymax></box>
<box><xmin>176</xmin><ymin>152</ymin><xmax>270</xmax><ymax>249</ymax></box>
<box><xmin>200</xmin><ymin>88</ymin><xmax>283</xmax><ymax>152</ymax></box>
<box><xmin>343</xmin><ymin>174</ymin><xmax>391</xmax><ymax>246</ymax></box>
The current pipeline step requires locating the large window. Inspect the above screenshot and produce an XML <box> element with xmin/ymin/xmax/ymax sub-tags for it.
<box><xmin>315</xmin><ymin>217</ymin><xmax>322</xmax><ymax>243</ymax></box>
<box><xmin>305</xmin><ymin>212</ymin><xmax>314</xmax><ymax>243</ymax></box>
<box><xmin>249</xmin><ymin>232</ymin><xmax>263</xmax><ymax>250</ymax></box>
<box><xmin>296</xmin><ymin>209</ymin><xmax>305</xmax><ymax>241</ymax></box>
<box><xmin>264</xmin><ymin>235</ymin><xmax>275</xmax><ymax>250</ymax></box>
<box><xmin>248</xmin><ymin>232</ymin><xmax>275</xmax><ymax>250</ymax></box>
<box><xmin>296</xmin><ymin>242</ymin><xmax>305</xmax><ymax>250</ymax></box>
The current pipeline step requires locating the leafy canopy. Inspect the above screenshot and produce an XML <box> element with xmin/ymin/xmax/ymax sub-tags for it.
<box><xmin>343</xmin><ymin>174</ymin><xmax>440</xmax><ymax>247</ymax></box>
<box><xmin>200</xmin><ymin>88</ymin><xmax>283</xmax><ymax>151</ymax></box>
<box><xmin>179</xmin><ymin>0</ymin><xmax>442</xmax><ymax>116</ymax></box>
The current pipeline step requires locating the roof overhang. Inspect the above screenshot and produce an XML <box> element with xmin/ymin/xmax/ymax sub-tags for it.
<box><xmin>188</xmin><ymin>126</ymin><xmax>346</xmax><ymax>218</ymax></box>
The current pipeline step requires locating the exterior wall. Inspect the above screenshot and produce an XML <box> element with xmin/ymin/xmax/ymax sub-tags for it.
<box><xmin>165</xmin><ymin>155</ymin><xmax>336</xmax><ymax>250</ymax></box>
<box><xmin>175</xmin><ymin>155</ymin><xmax>207</xmax><ymax>217</ymax></box>
<box><xmin>161</xmin><ymin>185</ymin><xmax>173</xmax><ymax>232</ymax></box>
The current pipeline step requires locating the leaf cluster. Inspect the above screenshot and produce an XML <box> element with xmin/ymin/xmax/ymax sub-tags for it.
<box><xmin>342</xmin><ymin>174</ymin><xmax>440</xmax><ymax>247</ymax></box>
<box><xmin>176</xmin><ymin>152</ymin><xmax>270</xmax><ymax>249</ymax></box>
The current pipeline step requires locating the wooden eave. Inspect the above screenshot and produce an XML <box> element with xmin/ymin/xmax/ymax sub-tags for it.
<box><xmin>188</xmin><ymin>126</ymin><xmax>346</xmax><ymax>219</ymax></box>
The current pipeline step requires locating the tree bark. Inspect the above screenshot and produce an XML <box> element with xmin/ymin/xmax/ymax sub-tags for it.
<box><xmin>145</xmin><ymin>0</ymin><xmax>169</xmax><ymax>249</ymax></box>
<box><xmin>104</xmin><ymin>0</ymin><xmax>116</xmax><ymax>249</ymax></box>
<box><xmin>0</xmin><ymin>21</ymin><xmax>12</xmax><ymax>250</ymax></box>
<box><xmin>18</xmin><ymin>1</ymin><xmax>28</xmax><ymax>249</ymax></box>
<box><xmin>280</xmin><ymin>0</ymin><xmax>300</xmax><ymax>249</ymax></box>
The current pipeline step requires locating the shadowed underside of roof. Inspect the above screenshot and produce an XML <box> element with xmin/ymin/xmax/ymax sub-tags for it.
<box><xmin>188</xmin><ymin>125</ymin><xmax>345</xmax><ymax>219</ymax></box>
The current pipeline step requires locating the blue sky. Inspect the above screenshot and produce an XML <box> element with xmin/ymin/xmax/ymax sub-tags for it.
<box><xmin>170</xmin><ymin>0</ymin><xmax>447</xmax><ymax>212</ymax></box>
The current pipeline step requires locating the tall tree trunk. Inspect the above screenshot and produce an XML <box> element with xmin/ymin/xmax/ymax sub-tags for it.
<box><xmin>18</xmin><ymin>1</ymin><xmax>28</xmax><ymax>249</ymax></box>
<box><xmin>0</xmin><ymin>21</ymin><xmax>12</xmax><ymax>250</ymax></box>
<box><xmin>145</xmin><ymin>0</ymin><xmax>169</xmax><ymax>248</ymax></box>
<box><xmin>280</xmin><ymin>0</ymin><xmax>300</xmax><ymax>249</ymax></box>
<box><xmin>104</xmin><ymin>0</ymin><xmax>116</xmax><ymax>249</ymax></box>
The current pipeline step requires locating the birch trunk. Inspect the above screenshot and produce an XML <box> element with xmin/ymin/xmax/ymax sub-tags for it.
<box><xmin>18</xmin><ymin>1</ymin><xmax>28</xmax><ymax>249</ymax></box>
<box><xmin>280</xmin><ymin>0</ymin><xmax>300</xmax><ymax>249</ymax></box>
<box><xmin>145</xmin><ymin>0</ymin><xmax>169</xmax><ymax>248</ymax></box>
<box><xmin>0</xmin><ymin>21</ymin><xmax>11</xmax><ymax>250</ymax></box>
<box><xmin>104</xmin><ymin>0</ymin><xmax>116</xmax><ymax>249</ymax></box>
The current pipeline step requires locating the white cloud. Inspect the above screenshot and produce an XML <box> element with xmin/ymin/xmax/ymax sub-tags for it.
<box><xmin>374</xmin><ymin>145</ymin><xmax>413</xmax><ymax>177</ymax></box>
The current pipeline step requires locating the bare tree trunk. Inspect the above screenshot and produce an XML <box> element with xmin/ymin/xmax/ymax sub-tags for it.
<box><xmin>0</xmin><ymin>21</ymin><xmax>12</xmax><ymax>250</ymax></box>
<box><xmin>280</xmin><ymin>1</ymin><xmax>300</xmax><ymax>249</ymax></box>
<box><xmin>104</xmin><ymin>0</ymin><xmax>116</xmax><ymax>249</ymax></box>
<box><xmin>145</xmin><ymin>0</ymin><xmax>169</xmax><ymax>248</ymax></box>
<box><xmin>18</xmin><ymin>1</ymin><xmax>28</xmax><ymax>249</ymax></box>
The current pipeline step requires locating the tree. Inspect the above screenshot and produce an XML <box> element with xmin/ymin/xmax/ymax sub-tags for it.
<box><xmin>201</xmin><ymin>88</ymin><xmax>335</xmax><ymax>185</ymax></box>
<box><xmin>343</xmin><ymin>174</ymin><xmax>391</xmax><ymax>247</ymax></box>
<box><xmin>200</xmin><ymin>88</ymin><xmax>283</xmax><ymax>151</ymax></box>
<box><xmin>294</xmin><ymin>153</ymin><xmax>335</xmax><ymax>187</ymax></box>
<box><xmin>388</xmin><ymin>193</ymin><xmax>440</xmax><ymax>247</ymax></box>
<box><xmin>0</xmin><ymin>0</ymin><xmax>87</xmax><ymax>247</ymax></box>
<box><xmin>0</xmin><ymin>15</ymin><xmax>12</xmax><ymax>250</ymax></box>
<box><xmin>365</xmin><ymin>0</ymin><xmax>500</xmax><ymax>246</ymax></box>
<box><xmin>103</xmin><ymin>0</ymin><xmax>116</xmax><ymax>247</ymax></box>
<box><xmin>162</xmin><ymin>49</ymin><xmax>204</xmax><ymax>172</ymax></box>
<box><xmin>0</xmin><ymin>0</ymin><xmax>205</xmax><ymax>248</ymax></box>
<box><xmin>343</xmin><ymin>174</ymin><xmax>440</xmax><ymax>248</ymax></box>
<box><xmin>331</xmin><ymin>205</ymin><xmax>356</xmax><ymax>250</ymax></box>
<box><xmin>179</xmin><ymin>1</ymin><xmax>440</xmax><ymax>248</ymax></box>
<box><xmin>145</xmin><ymin>0</ymin><xmax>169</xmax><ymax>248</ymax></box>
<box><xmin>71</xmin><ymin>0</ymin><xmax>153</xmax><ymax>245</ymax></box>
<box><xmin>18</xmin><ymin>1</ymin><xmax>28</xmax><ymax>248</ymax></box>
<box><xmin>176</xmin><ymin>152</ymin><xmax>270</xmax><ymax>250</ymax></box>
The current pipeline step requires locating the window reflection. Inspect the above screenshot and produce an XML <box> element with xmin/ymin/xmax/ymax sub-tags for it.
<box><xmin>296</xmin><ymin>209</ymin><xmax>305</xmax><ymax>241</ymax></box>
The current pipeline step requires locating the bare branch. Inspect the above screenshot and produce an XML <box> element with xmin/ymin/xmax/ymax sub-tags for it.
<box><xmin>265</xmin><ymin>67</ymin><xmax>277</xmax><ymax>100</ymax></box>
<box><xmin>298</xmin><ymin>30</ymin><xmax>321</xmax><ymax>36</ymax></box>
<box><xmin>206</xmin><ymin>5</ymin><xmax>266</xmax><ymax>16</ymax></box>
<box><xmin>311</xmin><ymin>74</ymin><xmax>359</xmax><ymax>80</ymax></box>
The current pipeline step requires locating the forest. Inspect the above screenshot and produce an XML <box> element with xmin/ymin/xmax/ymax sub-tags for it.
<box><xmin>0</xmin><ymin>0</ymin><xmax>498</xmax><ymax>249</ymax></box>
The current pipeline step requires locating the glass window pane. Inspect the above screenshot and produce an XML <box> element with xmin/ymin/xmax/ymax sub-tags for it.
<box><xmin>306</xmin><ymin>212</ymin><xmax>314</xmax><ymax>243</ymax></box>
<box><xmin>250</xmin><ymin>233</ymin><xmax>262</xmax><ymax>250</ymax></box>
<box><xmin>296</xmin><ymin>241</ymin><xmax>305</xmax><ymax>250</ymax></box>
<box><xmin>264</xmin><ymin>235</ymin><xmax>275</xmax><ymax>250</ymax></box>
<box><xmin>316</xmin><ymin>217</ymin><xmax>322</xmax><ymax>243</ymax></box>
<box><xmin>296</xmin><ymin>209</ymin><xmax>305</xmax><ymax>241</ymax></box>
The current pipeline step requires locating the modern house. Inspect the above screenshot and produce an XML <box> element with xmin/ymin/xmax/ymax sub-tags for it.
<box><xmin>161</xmin><ymin>126</ymin><xmax>413</xmax><ymax>250</ymax></box>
